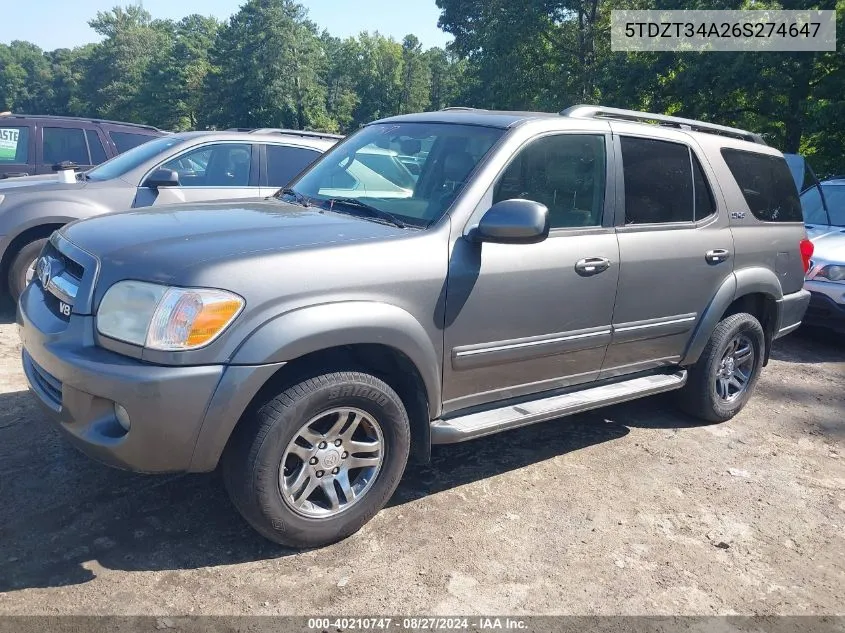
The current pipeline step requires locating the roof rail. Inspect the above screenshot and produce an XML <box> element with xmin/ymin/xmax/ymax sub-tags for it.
<box><xmin>561</xmin><ymin>105</ymin><xmax>766</xmax><ymax>145</ymax></box>
<box><xmin>439</xmin><ymin>106</ymin><xmax>486</xmax><ymax>112</ymax></box>
<box><xmin>226</xmin><ymin>127</ymin><xmax>343</xmax><ymax>140</ymax></box>
<box><xmin>0</xmin><ymin>112</ymin><xmax>164</xmax><ymax>133</ymax></box>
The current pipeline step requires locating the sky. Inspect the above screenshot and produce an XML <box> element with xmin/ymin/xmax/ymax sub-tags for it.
<box><xmin>0</xmin><ymin>0</ymin><xmax>452</xmax><ymax>50</ymax></box>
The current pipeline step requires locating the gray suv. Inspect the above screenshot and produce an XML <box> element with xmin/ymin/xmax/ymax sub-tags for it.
<box><xmin>18</xmin><ymin>106</ymin><xmax>812</xmax><ymax>548</ymax></box>
<box><xmin>0</xmin><ymin>129</ymin><xmax>339</xmax><ymax>300</ymax></box>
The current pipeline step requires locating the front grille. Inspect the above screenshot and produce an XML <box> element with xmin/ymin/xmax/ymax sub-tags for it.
<box><xmin>28</xmin><ymin>355</ymin><xmax>62</xmax><ymax>409</ymax></box>
<box><xmin>42</xmin><ymin>242</ymin><xmax>84</xmax><ymax>281</ymax></box>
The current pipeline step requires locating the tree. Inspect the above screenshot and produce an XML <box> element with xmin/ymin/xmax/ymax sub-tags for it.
<box><xmin>83</xmin><ymin>5</ymin><xmax>173</xmax><ymax>122</ymax></box>
<box><xmin>203</xmin><ymin>0</ymin><xmax>329</xmax><ymax>130</ymax></box>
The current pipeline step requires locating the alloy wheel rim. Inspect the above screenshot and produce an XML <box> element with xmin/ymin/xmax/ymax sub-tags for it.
<box><xmin>715</xmin><ymin>334</ymin><xmax>755</xmax><ymax>403</ymax></box>
<box><xmin>279</xmin><ymin>407</ymin><xmax>384</xmax><ymax>519</ymax></box>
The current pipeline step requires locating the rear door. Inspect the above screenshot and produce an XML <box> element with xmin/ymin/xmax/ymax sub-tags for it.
<box><xmin>259</xmin><ymin>143</ymin><xmax>323</xmax><ymax>196</ymax></box>
<box><xmin>38</xmin><ymin>123</ymin><xmax>98</xmax><ymax>173</ymax></box>
<box><xmin>133</xmin><ymin>141</ymin><xmax>261</xmax><ymax>207</ymax></box>
<box><xmin>0</xmin><ymin>123</ymin><xmax>34</xmax><ymax>177</ymax></box>
<box><xmin>601</xmin><ymin>132</ymin><xmax>734</xmax><ymax>379</ymax></box>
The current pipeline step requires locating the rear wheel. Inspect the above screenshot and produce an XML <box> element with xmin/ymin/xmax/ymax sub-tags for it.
<box><xmin>222</xmin><ymin>371</ymin><xmax>411</xmax><ymax>548</ymax></box>
<box><xmin>7</xmin><ymin>238</ymin><xmax>47</xmax><ymax>302</ymax></box>
<box><xmin>678</xmin><ymin>312</ymin><xmax>765</xmax><ymax>423</ymax></box>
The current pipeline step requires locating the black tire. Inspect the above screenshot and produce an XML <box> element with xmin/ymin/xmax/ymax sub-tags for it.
<box><xmin>222</xmin><ymin>371</ymin><xmax>411</xmax><ymax>548</ymax></box>
<box><xmin>7</xmin><ymin>238</ymin><xmax>47</xmax><ymax>302</ymax></box>
<box><xmin>678</xmin><ymin>312</ymin><xmax>765</xmax><ymax>423</ymax></box>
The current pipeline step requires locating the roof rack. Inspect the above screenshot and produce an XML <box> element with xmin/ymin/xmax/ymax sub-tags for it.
<box><xmin>560</xmin><ymin>105</ymin><xmax>766</xmax><ymax>145</ymax></box>
<box><xmin>439</xmin><ymin>106</ymin><xmax>486</xmax><ymax>112</ymax></box>
<box><xmin>0</xmin><ymin>112</ymin><xmax>164</xmax><ymax>132</ymax></box>
<box><xmin>226</xmin><ymin>127</ymin><xmax>343</xmax><ymax>140</ymax></box>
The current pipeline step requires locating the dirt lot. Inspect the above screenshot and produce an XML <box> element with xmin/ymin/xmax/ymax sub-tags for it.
<box><xmin>0</xmin><ymin>299</ymin><xmax>843</xmax><ymax>616</ymax></box>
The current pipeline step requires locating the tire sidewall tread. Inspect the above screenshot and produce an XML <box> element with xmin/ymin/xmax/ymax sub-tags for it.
<box><xmin>223</xmin><ymin>371</ymin><xmax>410</xmax><ymax>548</ymax></box>
<box><xmin>679</xmin><ymin>312</ymin><xmax>765</xmax><ymax>423</ymax></box>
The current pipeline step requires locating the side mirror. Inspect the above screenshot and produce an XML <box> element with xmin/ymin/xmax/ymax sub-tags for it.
<box><xmin>144</xmin><ymin>168</ymin><xmax>180</xmax><ymax>188</ymax></box>
<box><xmin>471</xmin><ymin>199</ymin><xmax>550</xmax><ymax>245</ymax></box>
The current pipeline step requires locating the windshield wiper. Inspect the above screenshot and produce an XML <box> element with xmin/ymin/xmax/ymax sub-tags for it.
<box><xmin>277</xmin><ymin>187</ymin><xmax>312</xmax><ymax>207</ymax></box>
<box><xmin>323</xmin><ymin>197</ymin><xmax>407</xmax><ymax>228</ymax></box>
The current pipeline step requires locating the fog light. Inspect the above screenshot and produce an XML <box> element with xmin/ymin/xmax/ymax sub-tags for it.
<box><xmin>114</xmin><ymin>404</ymin><xmax>131</xmax><ymax>432</ymax></box>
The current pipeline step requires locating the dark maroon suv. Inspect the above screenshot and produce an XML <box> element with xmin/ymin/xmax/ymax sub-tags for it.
<box><xmin>0</xmin><ymin>113</ymin><xmax>166</xmax><ymax>178</ymax></box>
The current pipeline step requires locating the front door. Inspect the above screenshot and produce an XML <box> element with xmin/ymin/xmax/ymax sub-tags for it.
<box><xmin>442</xmin><ymin>132</ymin><xmax>620</xmax><ymax>413</ymax></box>
<box><xmin>600</xmin><ymin>133</ymin><xmax>735</xmax><ymax>378</ymax></box>
<box><xmin>133</xmin><ymin>142</ymin><xmax>261</xmax><ymax>207</ymax></box>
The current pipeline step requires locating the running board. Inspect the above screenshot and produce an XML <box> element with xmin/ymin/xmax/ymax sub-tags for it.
<box><xmin>431</xmin><ymin>371</ymin><xmax>687</xmax><ymax>444</ymax></box>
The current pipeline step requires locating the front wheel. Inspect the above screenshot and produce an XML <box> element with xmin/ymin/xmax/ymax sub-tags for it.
<box><xmin>222</xmin><ymin>371</ymin><xmax>411</xmax><ymax>548</ymax></box>
<box><xmin>678</xmin><ymin>312</ymin><xmax>765</xmax><ymax>423</ymax></box>
<box><xmin>8</xmin><ymin>238</ymin><xmax>47</xmax><ymax>302</ymax></box>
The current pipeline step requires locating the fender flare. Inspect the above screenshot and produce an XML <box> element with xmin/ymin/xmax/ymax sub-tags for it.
<box><xmin>188</xmin><ymin>302</ymin><xmax>442</xmax><ymax>472</ymax></box>
<box><xmin>680</xmin><ymin>267</ymin><xmax>783</xmax><ymax>366</ymax></box>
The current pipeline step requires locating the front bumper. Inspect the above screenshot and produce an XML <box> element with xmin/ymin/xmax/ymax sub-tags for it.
<box><xmin>802</xmin><ymin>284</ymin><xmax>845</xmax><ymax>334</ymax></box>
<box><xmin>18</xmin><ymin>282</ymin><xmax>282</xmax><ymax>473</ymax></box>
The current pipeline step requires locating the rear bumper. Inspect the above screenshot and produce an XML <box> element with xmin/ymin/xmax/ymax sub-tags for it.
<box><xmin>802</xmin><ymin>289</ymin><xmax>845</xmax><ymax>334</ymax></box>
<box><xmin>774</xmin><ymin>288</ymin><xmax>811</xmax><ymax>339</ymax></box>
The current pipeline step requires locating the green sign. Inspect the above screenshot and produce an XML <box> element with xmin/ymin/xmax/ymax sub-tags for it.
<box><xmin>0</xmin><ymin>127</ymin><xmax>21</xmax><ymax>161</ymax></box>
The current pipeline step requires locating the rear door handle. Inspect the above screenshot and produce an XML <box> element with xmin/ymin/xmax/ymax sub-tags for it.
<box><xmin>705</xmin><ymin>249</ymin><xmax>731</xmax><ymax>264</ymax></box>
<box><xmin>575</xmin><ymin>257</ymin><xmax>611</xmax><ymax>276</ymax></box>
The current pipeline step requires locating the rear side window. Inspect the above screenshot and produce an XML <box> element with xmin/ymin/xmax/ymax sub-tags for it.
<box><xmin>0</xmin><ymin>126</ymin><xmax>29</xmax><ymax>163</ymax></box>
<box><xmin>110</xmin><ymin>131</ymin><xmax>154</xmax><ymax>154</ymax></box>
<box><xmin>86</xmin><ymin>130</ymin><xmax>108</xmax><ymax>164</ymax></box>
<box><xmin>621</xmin><ymin>137</ymin><xmax>690</xmax><ymax>224</ymax></box>
<box><xmin>43</xmin><ymin>127</ymin><xmax>89</xmax><ymax>165</ymax></box>
<box><xmin>266</xmin><ymin>145</ymin><xmax>321</xmax><ymax>187</ymax></box>
<box><xmin>721</xmin><ymin>149</ymin><xmax>802</xmax><ymax>222</ymax></box>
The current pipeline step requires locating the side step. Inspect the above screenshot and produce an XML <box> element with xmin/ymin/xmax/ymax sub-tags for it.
<box><xmin>431</xmin><ymin>371</ymin><xmax>687</xmax><ymax>444</ymax></box>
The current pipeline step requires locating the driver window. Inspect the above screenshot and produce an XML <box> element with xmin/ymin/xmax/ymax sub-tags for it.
<box><xmin>493</xmin><ymin>134</ymin><xmax>606</xmax><ymax>228</ymax></box>
<box><xmin>161</xmin><ymin>143</ymin><xmax>253</xmax><ymax>187</ymax></box>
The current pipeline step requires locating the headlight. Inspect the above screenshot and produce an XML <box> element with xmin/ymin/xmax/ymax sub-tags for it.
<box><xmin>97</xmin><ymin>281</ymin><xmax>244</xmax><ymax>350</ymax></box>
<box><xmin>815</xmin><ymin>264</ymin><xmax>845</xmax><ymax>282</ymax></box>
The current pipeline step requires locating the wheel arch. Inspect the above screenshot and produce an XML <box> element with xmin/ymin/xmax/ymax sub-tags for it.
<box><xmin>681</xmin><ymin>268</ymin><xmax>782</xmax><ymax>366</ymax></box>
<box><xmin>190</xmin><ymin>302</ymin><xmax>441</xmax><ymax>471</ymax></box>
<box><xmin>0</xmin><ymin>218</ymin><xmax>74</xmax><ymax>293</ymax></box>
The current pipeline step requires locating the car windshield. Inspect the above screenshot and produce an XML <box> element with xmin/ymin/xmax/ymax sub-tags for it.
<box><xmin>86</xmin><ymin>135</ymin><xmax>182</xmax><ymax>182</ymax></box>
<box><xmin>281</xmin><ymin>122</ymin><xmax>504</xmax><ymax>227</ymax></box>
<box><xmin>801</xmin><ymin>183</ymin><xmax>845</xmax><ymax>227</ymax></box>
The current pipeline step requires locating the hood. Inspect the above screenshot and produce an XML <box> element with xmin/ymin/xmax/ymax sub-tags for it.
<box><xmin>807</xmin><ymin>224</ymin><xmax>845</xmax><ymax>263</ymax></box>
<box><xmin>61</xmin><ymin>199</ymin><xmax>408</xmax><ymax>281</ymax></box>
<box><xmin>0</xmin><ymin>172</ymin><xmax>87</xmax><ymax>193</ymax></box>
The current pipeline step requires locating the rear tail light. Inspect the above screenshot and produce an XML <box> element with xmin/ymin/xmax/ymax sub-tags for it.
<box><xmin>800</xmin><ymin>238</ymin><xmax>814</xmax><ymax>273</ymax></box>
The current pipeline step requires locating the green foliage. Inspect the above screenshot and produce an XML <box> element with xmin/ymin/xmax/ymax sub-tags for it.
<box><xmin>0</xmin><ymin>0</ymin><xmax>841</xmax><ymax>173</ymax></box>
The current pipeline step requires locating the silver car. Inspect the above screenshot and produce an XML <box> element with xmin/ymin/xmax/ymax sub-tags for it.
<box><xmin>800</xmin><ymin>176</ymin><xmax>845</xmax><ymax>333</ymax></box>
<box><xmin>0</xmin><ymin>129</ymin><xmax>340</xmax><ymax>300</ymax></box>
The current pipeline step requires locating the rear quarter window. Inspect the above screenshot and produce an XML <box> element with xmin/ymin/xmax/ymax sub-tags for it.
<box><xmin>110</xmin><ymin>131</ymin><xmax>156</xmax><ymax>154</ymax></box>
<box><xmin>721</xmin><ymin>148</ymin><xmax>802</xmax><ymax>222</ymax></box>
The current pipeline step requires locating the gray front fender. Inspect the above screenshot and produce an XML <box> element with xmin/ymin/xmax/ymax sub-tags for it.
<box><xmin>231</xmin><ymin>301</ymin><xmax>442</xmax><ymax>415</ymax></box>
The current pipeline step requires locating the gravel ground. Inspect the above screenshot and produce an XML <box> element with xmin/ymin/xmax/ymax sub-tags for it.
<box><xmin>0</xmin><ymin>299</ymin><xmax>843</xmax><ymax>616</ymax></box>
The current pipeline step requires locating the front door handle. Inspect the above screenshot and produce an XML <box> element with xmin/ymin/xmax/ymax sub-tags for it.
<box><xmin>575</xmin><ymin>257</ymin><xmax>611</xmax><ymax>276</ymax></box>
<box><xmin>705</xmin><ymin>249</ymin><xmax>731</xmax><ymax>264</ymax></box>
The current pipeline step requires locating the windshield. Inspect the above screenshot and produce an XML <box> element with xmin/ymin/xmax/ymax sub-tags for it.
<box><xmin>282</xmin><ymin>122</ymin><xmax>504</xmax><ymax>227</ymax></box>
<box><xmin>801</xmin><ymin>183</ymin><xmax>845</xmax><ymax>227</ymax></box>
<box><xmin>86</xmin><ymin>135</ymin><xmax>182</xmax><ymax>182</ymax></box>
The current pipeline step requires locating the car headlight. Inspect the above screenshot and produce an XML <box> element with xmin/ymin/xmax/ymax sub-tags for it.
<box><xmin>815</xmin><ymin>264</ymin><xmax>845</xmax><ymax>282</ymax></box>
<box><xmin>97</xmin><ymin>281</ymin><xmax>244</xmax><ymax>350</ymax></box>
